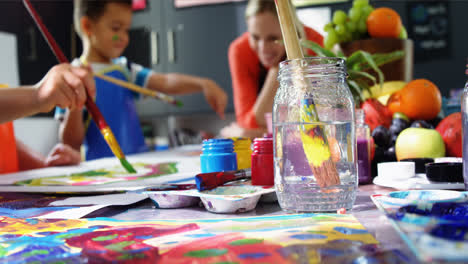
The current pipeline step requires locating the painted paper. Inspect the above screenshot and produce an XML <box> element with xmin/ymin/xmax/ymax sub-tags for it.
<box><xmin>0</xmin><ymin>213</ymin><xmax>396</xmax><ymax>263</ymax></box>
<box><xmin>0</xmin><ymin>192</ymin><xmax>147</xmax><ymax>219</ymax></box>
<box><xmin>372</xmin><ymin>190</ymin><xmax>468</xmax><ymax>262</ymax></box>
<box><xmin>0</xmin><ymin>148</ymin><xmax>201</xmax><ymax>193</ymax></box>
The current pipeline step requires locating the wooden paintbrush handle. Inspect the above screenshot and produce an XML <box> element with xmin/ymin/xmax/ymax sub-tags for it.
<box><xmin>275</xmin><ymin>0</ymin><xmax>303</xmax><ymax>60</ymax></box>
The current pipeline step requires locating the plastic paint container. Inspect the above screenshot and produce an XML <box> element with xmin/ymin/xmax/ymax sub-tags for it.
<box><xmin>200</xmin><ymin>139</ymin><xmax>237</xmax><ymax>173</ymax></box>
<box><xmin>232</xmin><ymin>137</ymin><xmax>252</xmax><ymax>170</ymax></box>
<box><xmin>251</xmin><ymin>137</ymin><xmax>273</xmax><ymax>185</ymax></box>
<box><xmin>425</xmin><ymin>162</ymin><xmax>463</xmax><ymax>183</ymax></box>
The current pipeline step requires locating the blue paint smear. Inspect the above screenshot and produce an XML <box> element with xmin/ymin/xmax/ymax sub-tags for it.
<box><xmin>290</xmin><ymin>234</ymin><xmax>327</xmax><ymax>240</ymax></box>
<box><xmin>185</xmin><ymin>233</ymin><xmax>215</xmax><ymax>238</ymax></box>
<box><xmin>0</xmin><ymin>207</ymin><xmax>73</xmax><ymax>219</ymax></box>
<box><xmin>134</xmin><ymin>235</ymin><xmax>155</xmax><ymax>240</ymax></box>
<box><xmin>163</xmin><ymin>241</ymin><xmax>179</xmax><ymax>245</ymax></box>
<box><xmin>396</xmin><ymin>202</ymin><xmax>468</xmax><ymax>222</ymax></box>
<box><xmin>333</xmin><ymin>227</ymin><xmax>369</xmax><ymax>235</ymax></box>
<box><xmin>430</xmin><ymin>222</ymin><xmax>468</xmax><ymax>241</ymax></box>
<box><xmin>318</xmin><ymin>248</ymin><xmax>347</xmax><ymax>256</ymax></box>
<box><xmin>238</xmin><ymin>252</ymin><xmax>270</xmax><ymax>259</ymax></box>
<box><xmin>166</xmin><ymin>177</ymin><xmax>195</xmax><ymax>184</ymax></box>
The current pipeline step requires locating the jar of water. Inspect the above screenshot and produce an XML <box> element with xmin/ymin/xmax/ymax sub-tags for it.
<box><xmin>273</xmin><ymin>57</ymin><xmax>357</xmax><ymax>212</ymax></box>
<box><xmin>462</xmin><ymin>64</ymin><xmax>468</xmax><ymax>190</ymax></box>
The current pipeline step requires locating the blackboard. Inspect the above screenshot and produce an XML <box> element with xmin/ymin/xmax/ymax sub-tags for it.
<box><xmin>407</xmin><ymin>1</ymin><xmax>450</xmax><ymax>61</ymax></box>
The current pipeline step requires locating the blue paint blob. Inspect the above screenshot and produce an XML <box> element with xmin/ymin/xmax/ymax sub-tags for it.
<box><xmin>290</xmin><ymin>234</ymin><xmax>327</xmax><ymax>240</ymax></box>
<box><xmin>333</xmin><ymin>227</ymin><xmax>369</xmax><ymax>234</ymax></box>
<box><xmin>238</xmin><ymin>252</ymin><xmax>270</xmax><ymax>259</ymax></box>
<box><xmin>164</xmin><ymin>241</ymin><xmax>179</xmax><ymax>245</ymax></box>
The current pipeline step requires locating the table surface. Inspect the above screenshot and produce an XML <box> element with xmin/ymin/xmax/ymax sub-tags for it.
<box><xmin>106</xmin><ymin>184</ymin><xmax>420</xmax><ymax>262</ymax></box>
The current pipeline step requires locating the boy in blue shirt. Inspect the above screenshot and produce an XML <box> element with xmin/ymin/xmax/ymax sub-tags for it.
<box><xmin>58</xmin><ymin>0</ymin><xmax>228</xmax><ymax>160</ymax></box>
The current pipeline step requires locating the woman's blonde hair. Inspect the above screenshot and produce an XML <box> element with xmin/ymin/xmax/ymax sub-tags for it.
<box><xmin>245</xmin><ymin>0</ymin><xmax>305</xmax><ymax>41</ymax></box>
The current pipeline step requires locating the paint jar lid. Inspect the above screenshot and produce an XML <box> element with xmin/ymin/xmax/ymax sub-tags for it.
<box><xmin>253</xmin><ymin>137</ymin><xmax>273</xmax><ymax>154</ymax></box>
<box><xmin>377</xmin><ymin>161</ymin><xmax>415</xmax><ymax>181</ymax></box>
<box><xmin>425</xmin><ymin>162</ymin><xmax>463</xmax><ymax>183</ymax></box>
<box><xmin>401</xmin><ymin>158</ymin><xmax>434</xmax><ymax>174</ymax></box>
<box><xmin>202</xmin><ymin>138</ymin><xmax>234</xmax><ymax>154</ymax></box>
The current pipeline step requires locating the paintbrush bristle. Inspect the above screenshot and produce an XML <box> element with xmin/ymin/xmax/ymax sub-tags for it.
<box><xmin>195</xmin><ymin>172</ymin><xmax>223</xmax><ymax>191</ymax></box>
<box><xmin>120</xmin><ymin>158</ymin><xmax>136</xmax><ymax>173</ymax></box>
<box><xmin>312</xmin><ymin>159</ymin><xmax>340</xmax><ymax>188</ymax></box>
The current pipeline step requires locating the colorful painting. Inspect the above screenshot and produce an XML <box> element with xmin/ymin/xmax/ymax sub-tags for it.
<box><xmin>372</xmin><ymin>190</ymin><xmax>468</xmax><ymax>262</ymax></box>
<box><xmin>0</xmin><ymin>148</ymin><xmax>201</xmax><ymax>193</ymax></box>
<box><xmin>0</xmin><ymin>213</ymin><xmax>405</xmax><ymax>263</ymax></box>
<box><xmin>14</xmin><ymin>162</ymin><xmax>177</xmax><ymax>186</ymax></box>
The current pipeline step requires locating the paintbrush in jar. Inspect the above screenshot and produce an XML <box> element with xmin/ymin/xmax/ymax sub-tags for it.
<box><xmin>274</xmin><ymin>0</ymin><xmax>340</xmax><ymax>187</ymax></box>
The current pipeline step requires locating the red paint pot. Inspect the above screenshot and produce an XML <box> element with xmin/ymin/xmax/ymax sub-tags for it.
<box><xmin>251</xmin><ymin>137</ymin><xmax>273</xmax><ymax>186</ymax></box>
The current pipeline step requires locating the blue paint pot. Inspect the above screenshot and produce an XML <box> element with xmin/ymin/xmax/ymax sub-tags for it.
<box><xmin>200</xmin><ymin>139</ymin><xmax>237</xmax><ymax>173</ymax></box>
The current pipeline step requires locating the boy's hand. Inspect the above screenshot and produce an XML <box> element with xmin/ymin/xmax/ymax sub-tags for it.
<box><xmin>35</xmin><ymin>64</ymin><xmax>96</xmax><ymax>113</ymax></box>
<box><xmin>44</xmin><ymin>143</ymin><xmax>81</xmax><ymax>167</ymax></box>
<box><xmin>201</xmin><ymin>79</ymin><xmax>227</xmax><ymax>119</ymax></box>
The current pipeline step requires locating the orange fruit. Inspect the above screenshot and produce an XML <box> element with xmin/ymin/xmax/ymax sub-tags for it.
<box><xmin>386</xmin><ymin>79</ymin><xmax>441</xmax><ymax>120</ymax></box>
<box><xmin>366</xmin><ymin>7</ymin><xmax>402</xmax><ymax>38</ymax></box>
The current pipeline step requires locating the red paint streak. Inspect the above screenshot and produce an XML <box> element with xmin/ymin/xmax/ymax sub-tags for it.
<box><xmin>159</xmin><ymin>233</ymin><xmax>291</xmax><ymax>264</ymax></box>
<box><xmin>66</xmin><ymin>223</ymin><xmax>199</xmax><ymax>263</ymax></box>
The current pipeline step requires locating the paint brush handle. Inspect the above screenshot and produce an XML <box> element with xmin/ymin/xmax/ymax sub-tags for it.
<box><xmin>195</xmin><ymin>169</ymin><xmax>252</xmax><ymax>191</ymax></box>
<box><xmin>23</xmin><ymin>0</ymin><xmax>136</xmax><ymax>173</ymax></box>
<box><xmin>95</xmin><ymin>74</ymin><xmax>182</xmax><ymax>107</ymax></box>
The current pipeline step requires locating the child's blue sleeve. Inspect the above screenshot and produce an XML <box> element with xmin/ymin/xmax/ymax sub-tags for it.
<box><xmin>54</xmin><ymin>107</ymin><xmax>66</xmax><ymax>121</ymax></box>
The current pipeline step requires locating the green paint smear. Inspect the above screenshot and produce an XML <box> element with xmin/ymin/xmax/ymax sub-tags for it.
<box><xmin>229</xmin><ymin>238</ymin><xmax>264</xmax><ymax>246</ymax></box>
<box><xmin>51</xmin><ymin>261</ymin><xmax>66</xmax><ymax>264</ymax></box>
<box><xmin>117</xmin><ymin>253</ymin><xmax>146</xmax><ymax>260</ymax></box>
<box><xmin>92</xmin><ymin>234</ymin><xmax>118</xmax><ymax>241</ymax></box>
<box><xmin>14</xmin><ymin>162</ymin><xmax>179</xmax><ymax>186</ymax></box>
<box><xmin>184</xmin><ymin>249</ymin><xmax>228</xmax><ymax>258</ymax></box>
<box><xmin>105</xmin><ymin>241</ymin><xmax>136</xmax><ymax>252</ymax></box>
<box><xmin>0</xmin><ymin>246</ymin><xmax>7</xmax><ymax>257</ymax></box>
<box><xmin>56</xmin><ymin>233</ymin><xmax>83</xmax><ymax>239</ymax></box>
<box><xmin>22</xmin><ymin>249</ymin><xmax>49</xmax><ymax>257</ymax></box>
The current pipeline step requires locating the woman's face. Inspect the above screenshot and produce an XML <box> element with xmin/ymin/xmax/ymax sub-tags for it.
<box><xmin>247</xmin><ymin>11</ymin><xmax>285</xmax><ymax>68</ymax></box>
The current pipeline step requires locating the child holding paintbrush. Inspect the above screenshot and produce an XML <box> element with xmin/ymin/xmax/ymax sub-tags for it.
<box><xmin>0</xmin><ymin>63</ymin><xmax>96</xmax><ymax>173</ymax></box>
<box><xmin>57</xmin><ymin>0</ymin><xmax>228</xmax><ymax>160</ymax></box>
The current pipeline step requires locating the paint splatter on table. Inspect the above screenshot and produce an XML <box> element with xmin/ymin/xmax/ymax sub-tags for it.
<box><xmin>0</xmin><ymin>213</ymin><xmax>410</xmax><ymax>263</ymax></box>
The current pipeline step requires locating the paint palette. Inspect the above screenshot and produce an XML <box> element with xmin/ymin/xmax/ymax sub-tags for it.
<box><xmin>372</xmin><ymin>190</ymin><xmax>468</xmax><ymax>262</ymax></box>
<box><xmin>138</xmin><ymin>184</ymin><xmax>276</xmax><ymax>213</ymax></box>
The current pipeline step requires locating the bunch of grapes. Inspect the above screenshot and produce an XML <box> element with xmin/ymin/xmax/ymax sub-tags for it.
<box><xmin>324</xmin><ymin>0</ymin><xmax>374</xmax><ymax>49</ymax></box>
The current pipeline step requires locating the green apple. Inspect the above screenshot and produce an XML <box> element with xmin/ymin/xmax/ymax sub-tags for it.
<box><xmin>395</xmin><ymin>127</ymin><xmax>445</xmax><ymax>160</ymax></box>
<box><xmin>399</xmin><ymin>26</ymin><xmax>408</xmax><ymax>39</ymax></box>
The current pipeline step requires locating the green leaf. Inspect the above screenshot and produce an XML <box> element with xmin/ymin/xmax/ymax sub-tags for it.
<box><xmin>348</xmin><ymin>69</ymin><xmax>376</xmax><ymax>85</ymax></box>
<box><xmin>301</xmin><ymin>40</ymin><xmax>336</xmax><ymax>57</ymax></box>
<box><xmin>357</xmin><ymin>50</ymin><xmax>384</xmax><ymax>87</ymax></box>
<box><xmin>371</xmin><ymin>51</ymin><xmax>405</xmax><ymax>67</ymax></box>
<box><xmin>347</xmin><ymin>79</ymin><xmax>366</xmax><ymax>103</ymax></box>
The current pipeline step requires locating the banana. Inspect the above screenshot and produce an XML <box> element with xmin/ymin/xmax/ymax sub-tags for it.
<box><xmin>363</xmin><ymin>81</ymin><xmax>407</xmax><ymax>100</ymax></box>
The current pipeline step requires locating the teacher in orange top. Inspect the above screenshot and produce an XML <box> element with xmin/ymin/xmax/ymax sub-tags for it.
<box><xmin>222</xmin><ymin>0</ymin><xmax>323</xmax><ymax>138</ymax></box>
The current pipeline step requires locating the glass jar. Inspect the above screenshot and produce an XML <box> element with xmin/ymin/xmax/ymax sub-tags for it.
<box><xmin>200</xmin><ymin>139</ymin><xmax>237</xmax><ymax>173</ymax></box>
<box><xmin>462</xmin><ymin>70</ymin><xmax>468</xmax><ymax>190</ymax></box>
<box><xmin>355</xmin><ymin>109</ymin><xmax>372</xmax><ymax>185</ymax></box>
<box><xmin>273</xmin><ymin>57</ymin><xmax>357</xmax><ymax>212</ymax></box>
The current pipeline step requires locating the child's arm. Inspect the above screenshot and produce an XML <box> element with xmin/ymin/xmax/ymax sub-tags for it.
<box><xmin>146</xmin><ymin>73</ymin><xmax>227</xmax><ymax>119</ymax></box>
<box><xmin>16</xmin><ymin>141</ymin><xmax>81</xmax><ymax>171</ymax></box>
<box><xmin>251</xmin><ymin>66</ymin><xmax>279</xmax><ymax>128</ymax></box>
<box><xmin>0</xmin><ymin>64</ymin><xmax>95</xmax><ymax>124</ymax></box>
<box><xmin>59</xmin><ymin>108</ymin><xmax>85</xmax><ymax>152</ymax></box>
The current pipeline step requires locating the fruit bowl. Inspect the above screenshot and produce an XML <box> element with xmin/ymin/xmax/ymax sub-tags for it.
<box><xmin>340</xmin><ymin>38</ymin><xmax>414</xmax><ymax>83</ymax></box>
